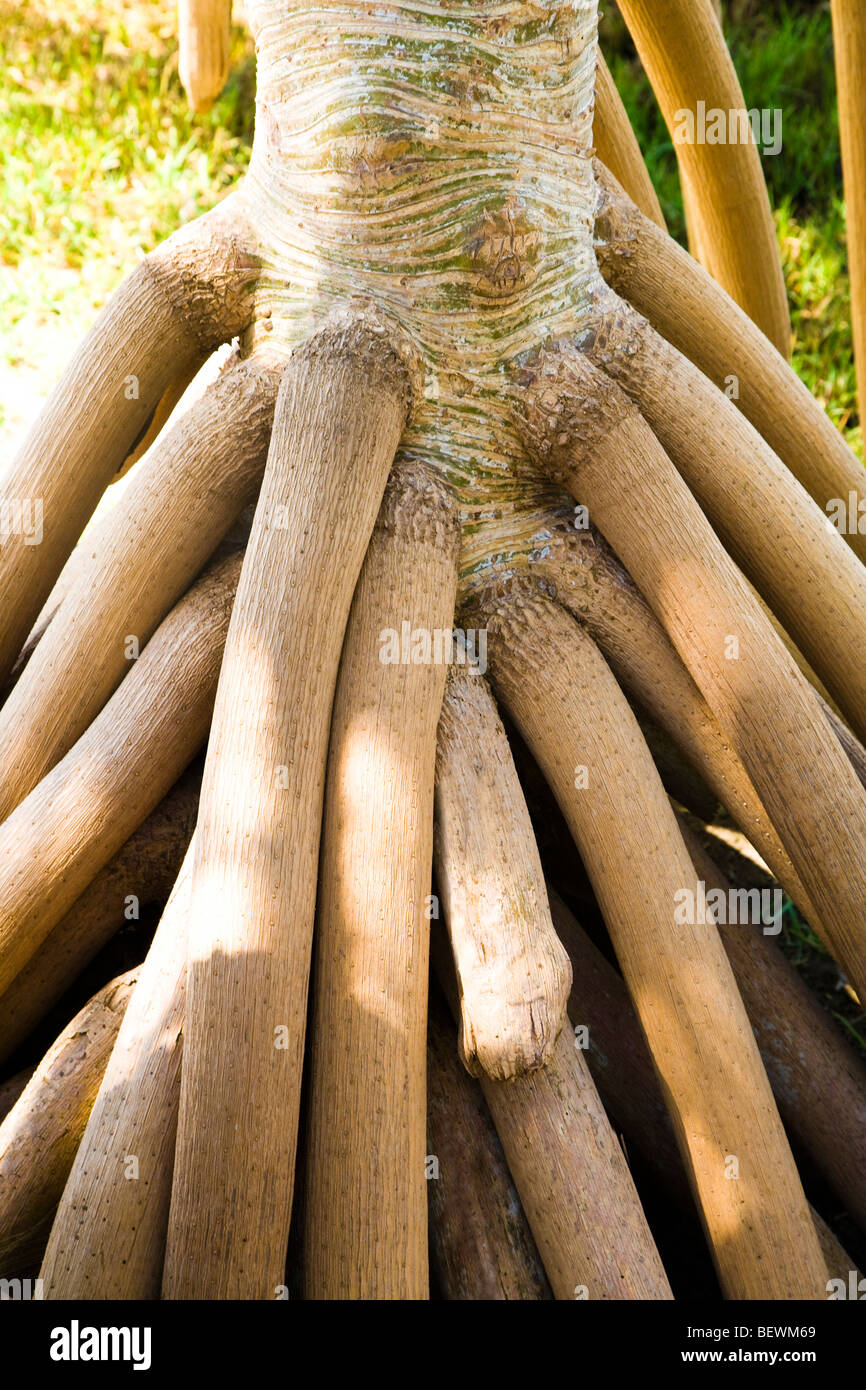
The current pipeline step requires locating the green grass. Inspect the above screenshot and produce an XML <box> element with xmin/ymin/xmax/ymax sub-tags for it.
<box><xmin>1</xmin><ymin>0</ymin><xmax>859</xmax><ymax>445</ymax></box>
<box><xmin>600</xmin><ymin>0</ymin><xmax>861</xmax><ymax>451</ymax></box>
<box><xmin>0</xmin><ymin>0</ymin><xmax>255</xmax><ymax>436</ymax></box>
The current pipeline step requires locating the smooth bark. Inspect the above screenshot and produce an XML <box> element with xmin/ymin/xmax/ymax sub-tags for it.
<box><xmin>616</xmin><ymin>0</ymin><xmax>789</xmax><ymax>352</ymax></box>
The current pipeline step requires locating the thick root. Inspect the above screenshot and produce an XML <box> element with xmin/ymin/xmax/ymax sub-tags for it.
<box><xmin>434</xmin><ymin>666</ymin><xmax>571</xmax><ymax>1081</ymax></box>
<box><xmin>433</xmin><ymin>932</ymin><xmax>672</xmax><ymax>1300</ymax></box>
<box><xmin>616</xmin><ymin>0</ymin><xmax>790</xmax><ymax>352</ymax></box>
<box><xmin>594</xmin><ymin>162</ymin><xmax>866</xmax><ymax>568</ymax></box>
<box><xmin>0</xmin><ymin>552</ymin><xmax>240</xmax><ymax>998</ymax></box>
<box><xmin>0</xmin><ymin>200</ymin><xmax>256</xmax><ymax>686</ymax></box>
<box><xmin>0</xmin><ymin>762</ymin><xmax>199</xmax><ymax>1067</ymax></box>
<box><xmin>519</xmin><ymin>346</ymin><xmax>866</xmax><ymax>1009</ymax></box>
<box><xmin>426</xmin><ymin>990</ymin><xmax>551</xmax><ymax>1301</ymax></box>
<box><xmin>550</xmin><ymin>885</ymin><xmax>859</xmax><ymax>1287</ymax></box>
<box><xmin>179</xmin><ymin>0</ymin><xmax>232</xmax><ymax>114</ymax></box>
<box><xmin>0</xmin><ymin>969</ymin><xmax>138</xmax><ymax>1276</ymax></box>
<box><xmin>594</xmin><ymin>53</ymin><xmax>665</xmax><ymax>230</ymax></box>
<box><xmin>477</xmin><ymin>586</ymin><xmax>828</xmax><ymax>1299</ymax></box>
<box><xmin>682</xmin><ymin>827</ymin><xmax>866</xmax><ymax>1234</ymax></box>
<box><xmin>0</xmin><ymin>355</ymin><xmax>278</xmax><ymax>822</ymax></box>
<box><xmin>580</xmin><ymin>291</ymin><xmax>866</xmax><ymax>744</ymax></box>
<box><xmin>303</xmin><ymin>461</ymin><xmax>458</xmax><ymax>1300</ymax></box>
<box><xmin>163</xmin><ymin>318</ymin><xmax>410</xmax><ymax>1300</ymax></box>
<box><xmin>832</xmin><ymin>0</ymin><xmax>866</xmax><ymax>416</ymax></box>
<box><xmin>39</xmin><ymin>849</ymin><xmax>193</xmax><ymax>1299</ymax></box>
<box><xmin>534</xmin><ymin>516</ymin><xmax>817</xmax><ymax>922</ymax></box>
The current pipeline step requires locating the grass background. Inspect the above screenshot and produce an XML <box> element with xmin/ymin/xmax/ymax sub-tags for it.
<box><xmin>0</xmin><ymin>0</ymin><xmax>856</xmax><ymax>443</ymax></box>
<box><xmin>0</xmin><ymin>0</ymin><xmax>863</xmax><ymax>1043</ymax></box>
<box><xmin>601</xmin><ymin>0</ymin><xmax>859</xmax><ymax>450</ymax></box>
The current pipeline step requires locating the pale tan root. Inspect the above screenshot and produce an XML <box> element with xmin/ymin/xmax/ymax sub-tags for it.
<box><xmin>832</xmin><ymin>0</ymin><xmax>866</xmax><ymax>417</ymax></box>
<box><xmin>826</xmin><ymin>702</ymin><xmax>866</xmax><ymax>800</ymax></box>
<box><xmin>0</xmin><ymin>199</ymin><xmax>256</xmax><ymax>686</ymax></box>
<box><xmin>616</xmin><ymin>0</ymin><xmax>789</xmax><ymax>352</ymax></box>
<box><xmin>0</xmin><ymin>355</ymin><xmax>278</xmax><ymax>823</ymax></box>
<box><xmin>520</xmin><ymin>347</ymin><xmax>866</xmax><ymax>1009</ymax></box>
<box><xmin>179</xmin><ymin>0</ymin><xmax>233</xmax><ymax>114</ymax></box>
<box><xmin>434</xmin><ymin>666</ymin><xmax>571</xmax><ymax>1080</ymax></box>
<box><xmin>39</xmin><ymin>846</ymin><xmax>194</xmax><ymax>1300</ymax></box>
<box><xmin>681</xmin><ymin>827</ymin><xmax>866</xmax><ymax>1234</ymax></box>
<box><xmin>163</xmin><ymin>318</ymin><xmax>410</xmax><ymax>1300</ymax></box>
<box><xmin>814</xmin><ymin>1216</ymin><xmax>861</xmax><ymax>1287</ymax></box>
<box><xmin>426</xmin><ymin>988</ymin><xmax>551</xmax><ymax>1301</ymax></box>
<box><xmin>593</xmin><ymin>52</ymin><xmax>665</xmax><ymax>230</ymax></box>
<box><xmin>0</xmin><ymin>764</ymin><xmax>200</xmax><ymax>1066</ymax></box>
<box><xmin>303</xmin><ymin>460</ymin><xmax>459</xmax><ymax>1300</ymax></box>
<box><xmin>432</xmin><ymin>930</ymin><xmax>672</xmax><ymax>1301</ymax></box>
<box><xmin>534</xmin><ymin>517</ymin><xmax>818</xmax><ymax>921</ymax></box>
<box><xmin>0</xmin><ymin>969</ymin><xmax>138</xmax><ymax>1276</ymax></box>
<box><xmin>0</xmin><ymin>552</ymin><xmax>240</xmax><ymax>998</ymax></box>
<box><xmin>581</xmin><ymin>291</ymin><xmax>866</xmax><ymax>743</ymax></box>
<box><xmin>594</xmin><ymin>162</ymin><xmax>866</xmax><ymax>569</ymax></box>
<box><xmin>477</xmin><ymin>586</ymin><xmax>828</xmax><ymax>1299</ymax></box>
<box><xmin>549</xmin><ymin>886</ymin><xmax>859</xmax><ymax>1286</ymax></box>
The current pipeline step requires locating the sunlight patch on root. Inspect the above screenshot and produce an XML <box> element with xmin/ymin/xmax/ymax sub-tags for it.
<box><xmin>303</xmin><ymin>459</ymin><xmax>459</xmax><ymax>1300</ymax></box>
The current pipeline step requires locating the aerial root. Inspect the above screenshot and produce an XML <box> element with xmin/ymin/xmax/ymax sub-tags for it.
<box><xmin>473</xmin><ymin>583</ymin><xmax>828</xmax><ymax>1299</ymax></box>
<box><xmin>594</xmin><ymin>162</ymin><xmax>866</xmax><ymax>568</ymax></box>
<box><xmin>615</xmin><ymin>0</ymin><xmax>790</xmax><ymax>352</ymax></box>
<box><xmin>518</xmin><ymin>344</ymin><xmax>866</xmax><ymax>1009</ymax></box>
<box><xmin>0</xmin><ymin>354</ymin><xmax>279</xmax><ymax>823</ymax></box>
<box><xmin>549</xmin><ymin>884</ymin><xmax>861</xmax><ymax>1282</ymax></box>
<box><xmin>580</xmin><ymin>288</ymin><xmax>866</xmax><ymax>742</ymax></box>
<box><xmin>426</xmin><ymin>989</ymin><xmax>552</xmax><ymax>1300</ymax></box>
<box><xmin>302</xmin><ymin>459</ymin><xmax>459</xmax><ymax>1301</ymax></box>
<box><xmin>434</xmin><ymin>665</ymin><xmax>571</xmax><ymax>1082</ymax></box>
<box><xmin>432</xmin><ymin>926</ymin><xmax>672</xmax><ymax>1300</ymax></box>
<box><xmin>0</xmin><ymin>196</ymin><xmax>259</xmax><ymax>687</ymax></box>
<box><xmin>163</xmin><ymin>318</ymin><xmax>411</xmax><ymax>1300</ymax></box>
<box><xmin>0</xmin><ymin>967</ymin><xmax>139</xmax><ymax>1276</ymax></box>
<box><xmin>0</xmin><ymin>551</ymin><xmax>241</xmax><ymax>998</ymax></box>
<box><xmin>38</xmin><ymin>846</ymin><xmax>194</xmax><ymax>1300</ymax></box>
<box><xmin>0</xmin><ymin>762</ymin><xmax>200</xmax><ymax>1067</ymax></box>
